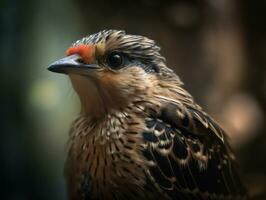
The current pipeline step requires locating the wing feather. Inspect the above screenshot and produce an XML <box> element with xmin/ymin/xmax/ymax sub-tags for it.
<box><xmin>141</xmin><ymin>103</ymin><xmax>248</xmax><ymax>199</ymax></box>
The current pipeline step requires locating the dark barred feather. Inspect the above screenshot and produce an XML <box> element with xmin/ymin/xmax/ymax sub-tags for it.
<box><xmin>141</xmin><ymin>103</ymin><xmax>248</xmax><ymax>199</ymax></box>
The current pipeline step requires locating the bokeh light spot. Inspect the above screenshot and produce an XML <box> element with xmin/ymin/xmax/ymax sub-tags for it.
<box><xmin>29</xmin><ymin>79</ymin><xmax>61</xmax><ymax>110</ymax></box>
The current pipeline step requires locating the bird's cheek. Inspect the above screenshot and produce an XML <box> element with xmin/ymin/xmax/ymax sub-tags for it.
<box><xmin>98</xmin><ymin>72</ymin><xmax>128</xmax><ymax>94</ymax></box>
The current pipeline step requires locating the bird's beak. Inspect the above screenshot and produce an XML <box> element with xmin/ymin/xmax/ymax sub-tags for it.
<box><xmin>47</xmin><ymin>54</ymin><xmax>99</xmax><ymax>74</ymax></box>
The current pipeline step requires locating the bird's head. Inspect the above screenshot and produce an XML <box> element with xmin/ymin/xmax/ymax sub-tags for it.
<box><xmin>48</xmin><ymin>30</ymin><xmax>182</xmax><ymax>119</ymax></box>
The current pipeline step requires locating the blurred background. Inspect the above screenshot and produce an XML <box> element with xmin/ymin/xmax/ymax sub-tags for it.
<box><xmin>0</xmin><ymin>0</ymin><xmax>265</xmax><ymax>199</ymax></box>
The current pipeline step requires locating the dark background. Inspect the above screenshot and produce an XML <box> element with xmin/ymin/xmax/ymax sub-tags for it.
<box><xmin>0</xmin><ymin>0</ymin><xmax>265</xmax><ymax>199</ymax></box>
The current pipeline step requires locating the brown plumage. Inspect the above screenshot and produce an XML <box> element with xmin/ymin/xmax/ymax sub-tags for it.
<box><xmin>48</xmin><ymin>30</ymin><xmax>248</xmax><ymax>200</ymax></box>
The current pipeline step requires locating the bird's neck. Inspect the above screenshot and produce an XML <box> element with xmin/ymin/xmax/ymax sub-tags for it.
<box><xmin>69</xmin><ymin>74</ymin><xmax>131</xmax><ymax>119</ymax></box>
<box><xmin>69</xmin><ymin>72</ymin><xmax>194</xmax><ymax>121</ymax></box>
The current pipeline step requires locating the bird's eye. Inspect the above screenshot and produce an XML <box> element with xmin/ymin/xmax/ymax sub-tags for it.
<box><xmin>106</xmin><ymin>52</ymin><xmax>124</xmax><ymax>69</ymax></box>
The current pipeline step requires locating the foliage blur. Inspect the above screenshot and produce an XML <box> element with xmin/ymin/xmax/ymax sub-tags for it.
<box><xmin>0</xmin><ymin>0</ymin><xmax>265</xmax><ymax>199</ymax></box>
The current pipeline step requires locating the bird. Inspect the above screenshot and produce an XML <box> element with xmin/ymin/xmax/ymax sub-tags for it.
<box><xmin>48</xmin><ymin>30</ymin><xmax>248</xmax><ymax>200</ymax></box>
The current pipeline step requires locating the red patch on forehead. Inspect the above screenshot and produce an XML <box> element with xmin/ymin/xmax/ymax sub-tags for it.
<box><xmin>66</xmin><ymin>44</ymin><xmax>95</xmax><ymax>63</ymax></box>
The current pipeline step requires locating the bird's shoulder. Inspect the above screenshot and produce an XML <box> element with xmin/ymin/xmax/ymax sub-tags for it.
<box><xmin>140</xmin><ymin>101</ymin><xmax>248</xmax><ymax>199</ymax></box>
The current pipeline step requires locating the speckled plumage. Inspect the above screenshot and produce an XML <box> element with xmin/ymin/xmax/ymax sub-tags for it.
<box><xmin>50</xmin><ymin>30</ymin><xmax>248</xmax><ymax>200</ymax></box>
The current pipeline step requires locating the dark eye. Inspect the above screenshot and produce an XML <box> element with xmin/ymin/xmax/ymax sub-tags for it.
<box><xmin>106</xmin><ymin>52</ymin><xmax>124</xmax><ymax>69</ymax></box>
